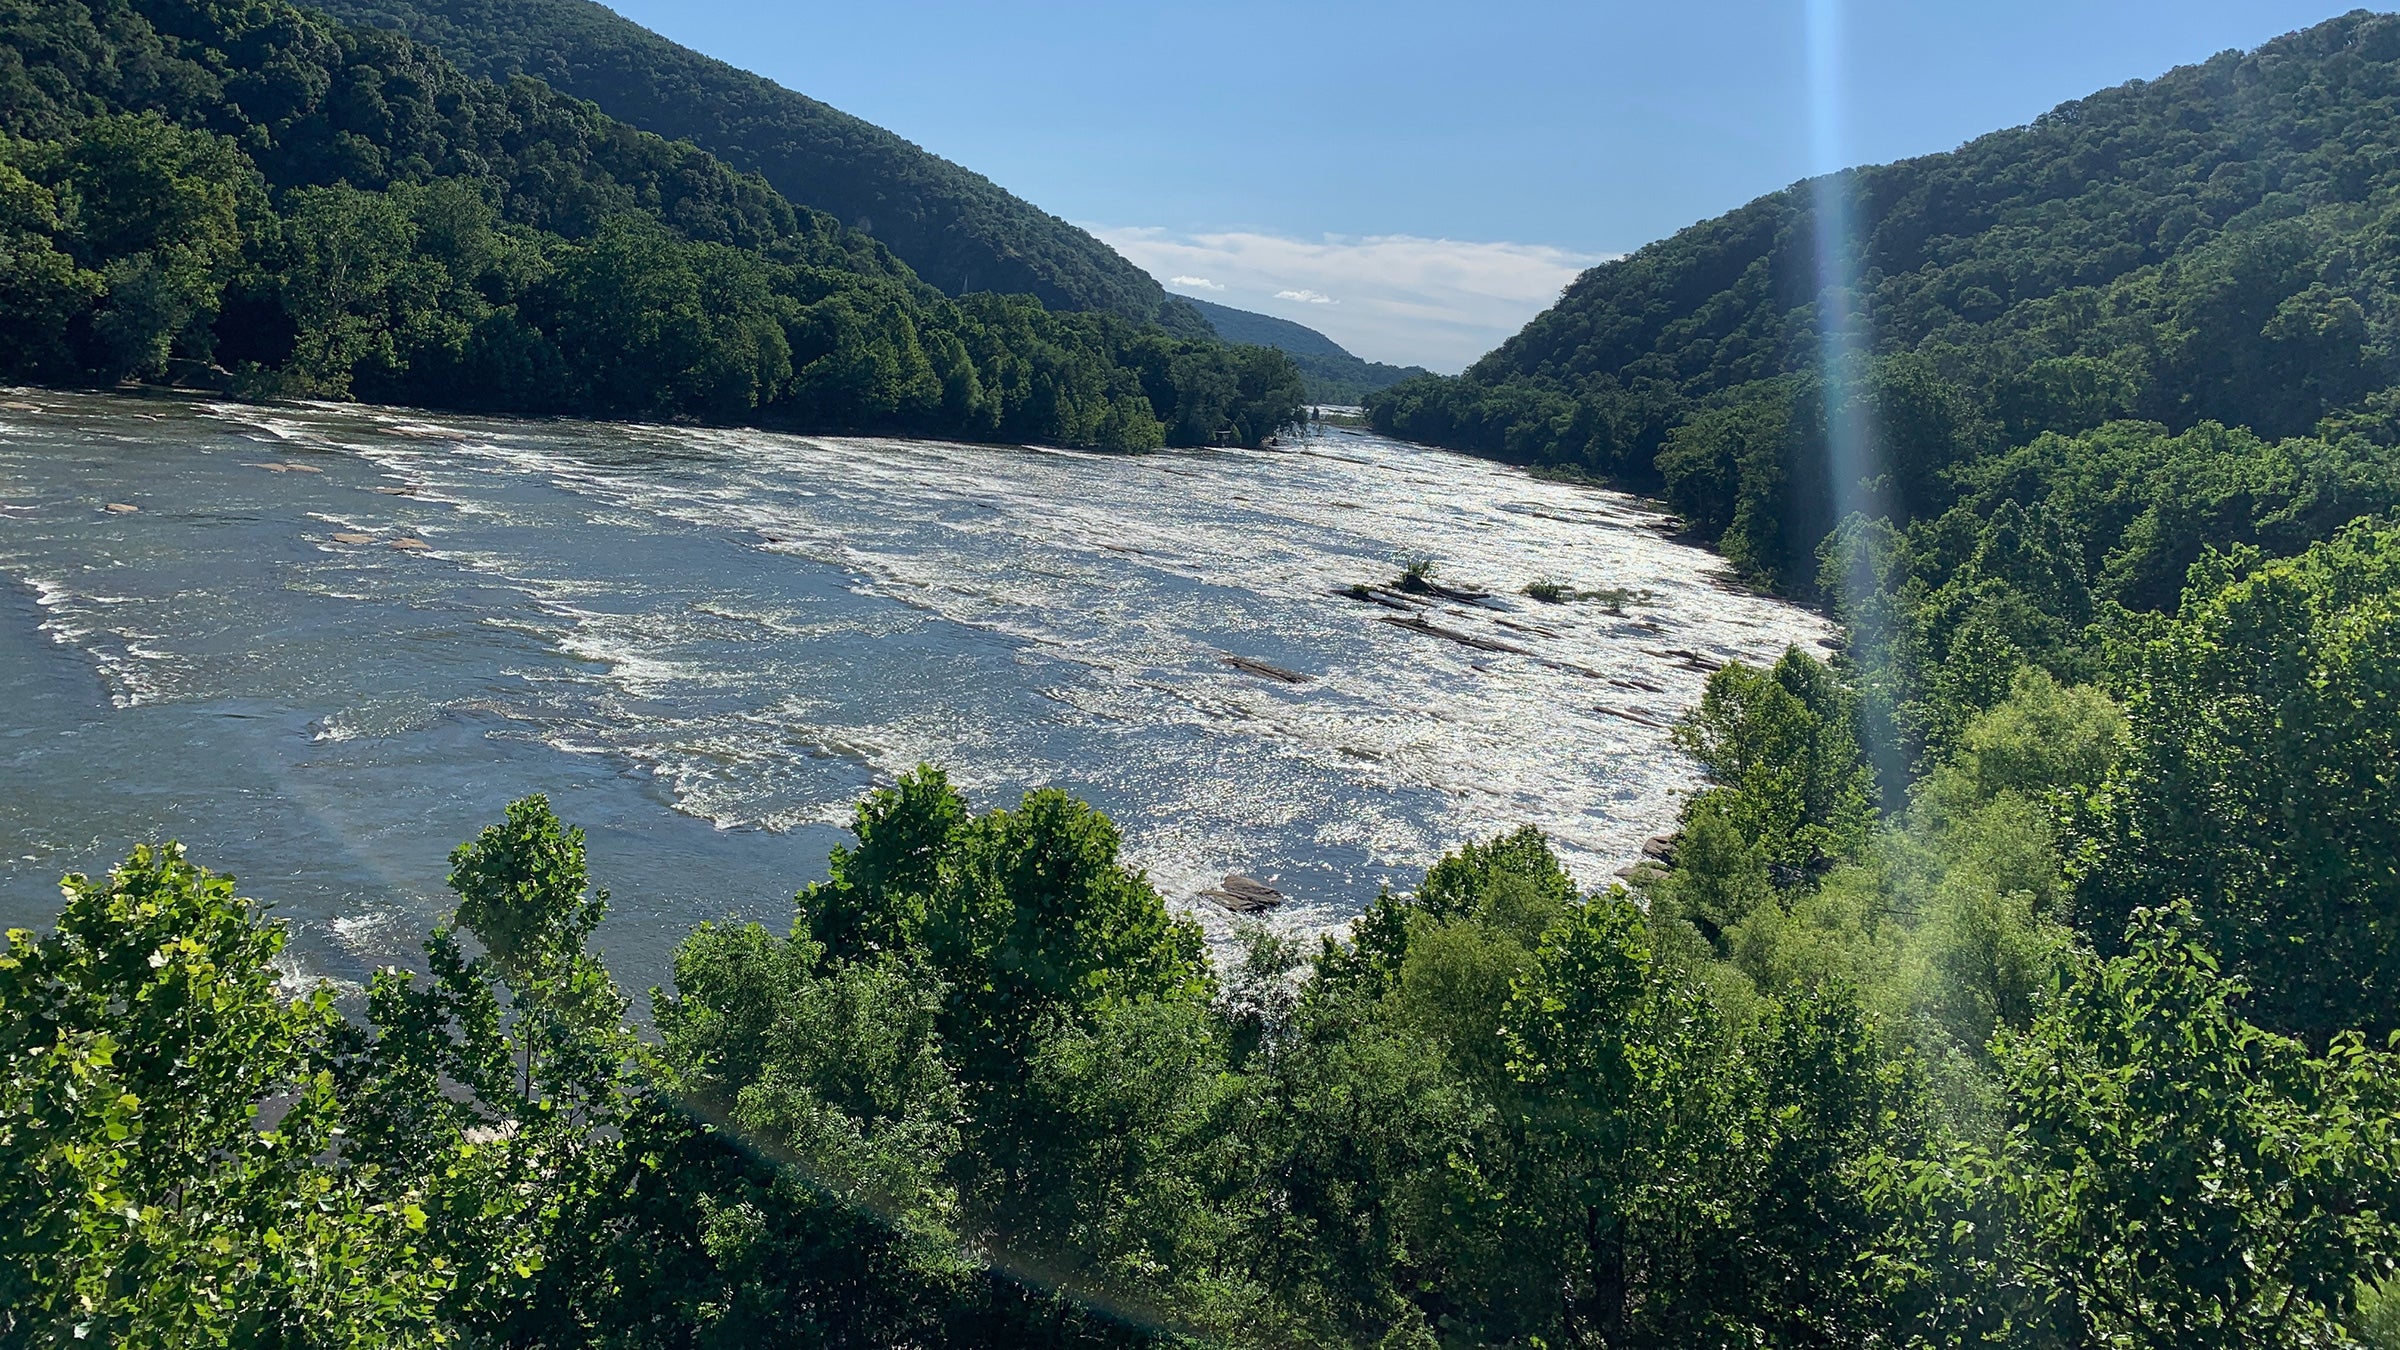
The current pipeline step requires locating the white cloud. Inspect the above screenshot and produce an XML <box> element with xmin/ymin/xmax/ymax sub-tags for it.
<box><xmin>1092</xmin><ymin>226</ymin><xmax>1613</xmax><ymax>372</ymax></box>
<box><xmin>1169</xmin><ymin>275</ymin><xmax>1224</xmax><ymax>291</ymax></box>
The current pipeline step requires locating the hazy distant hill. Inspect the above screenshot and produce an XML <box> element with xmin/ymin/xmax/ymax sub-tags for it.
<box><xmin>1182</xmin><ymin>296</ymin><xmax>1430</xmax><ymax>404</ymax></box>
<box><xmin>308</xmin><ymin>0</ymin><xmax>1208</xmax><ymax>335</ymax></box>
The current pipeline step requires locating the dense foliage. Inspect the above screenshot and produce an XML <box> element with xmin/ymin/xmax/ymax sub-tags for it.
<box><xmin>9</xmin><ymin>7</ymin><xmax>2400</xmax><ymax>1346</ymax></box>
<box><xmin>1336</xmin><ymin>14</ymin><xmax>2400</xmax><ymax>1332</ymax></box>
<box><xmin>11</xmin><ymin>507</ymin><xmax>2400</xmax><ymax>1345</ymax></box>
<box><xmin>1183</xmin><ymin>296</ymin><xmax>1432</xmax><ymax>405</ymax></box>
<box><xmin>1368</xmin><ymin>9</ymin><xmax>2400</xmax><ymax>579</ymax></box>
<box><xmin>0</xmin><ymin>0</ymin><xmax>1303</xmax><ymax>448</ymax></box>
<box><xmin>296</xmin><ymin>0</ymin><xmax>1201</xmax><ymax>331</ymax></box>
<box><xmin>1364</xmin><ymin>14</ymin><xmax>2400</xmax><ymax>1076</ymax></box>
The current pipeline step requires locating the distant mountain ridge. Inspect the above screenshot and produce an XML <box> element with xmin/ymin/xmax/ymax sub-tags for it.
<box><xmin>307</xmin><ymin>0</ymin><xmax>1208</xmax><ymax>336</ymax></box>
<box><xmin>1181</xmin><ymin>296</ymin><xmax>1430</xmax><ymax>404</ymax></box>
<box><xmin>1181</xmin><ymin>298</ymin><xmax>1352</xmax><ymax>360</ymax></box>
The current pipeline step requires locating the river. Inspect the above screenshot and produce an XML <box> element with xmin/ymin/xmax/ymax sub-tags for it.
<box><xmin>0</xmin><ymin>390</ymin><xmax>1829</xmax><ymax>990</ymax></box>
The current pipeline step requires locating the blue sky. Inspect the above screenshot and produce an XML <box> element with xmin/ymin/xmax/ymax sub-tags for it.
<box><xmin>610</xmin><ymin>0</ymin><xmax>2366</xmax><ymax>370</ymax></box>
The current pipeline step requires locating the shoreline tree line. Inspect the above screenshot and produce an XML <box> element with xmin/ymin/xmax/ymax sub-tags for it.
<box><xmin>4</xmin><ymin>4</ymin><xmax>2400</xmax><ymax>1346</ymax></box>
<box><xmin>0</xmin><ymin>0</ymin><xmax>1305</xmax><ymax>450</ymax></box>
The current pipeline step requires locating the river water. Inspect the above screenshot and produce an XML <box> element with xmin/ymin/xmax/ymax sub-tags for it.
<box><xmin>0</xmin><ymin>390</ymin><xmax>1829</xmax><ymax>990</ymax></box>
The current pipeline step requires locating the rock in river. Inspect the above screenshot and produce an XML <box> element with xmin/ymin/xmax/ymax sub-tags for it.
<box><xmin>1200</xmin><ymin>874</ymin><xmax>1286</xmax><ymax>914</ymax></box>
<box><xmin>1222</xmin><ymin>654</ymin><xmax>1311</xmax><ymax>685</ymax></box>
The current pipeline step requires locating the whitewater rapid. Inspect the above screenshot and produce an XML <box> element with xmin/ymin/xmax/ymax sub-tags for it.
<box><xmin>0</xmin><ymin>390</ymin><xmax>1829</xmax><ymax>988</ymax></box>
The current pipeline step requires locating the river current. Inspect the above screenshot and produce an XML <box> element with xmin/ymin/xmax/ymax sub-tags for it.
<box><xmin>0</xmin><ymin>390</ymin><xmax>1828</xmax><ymax>990</ymax></box>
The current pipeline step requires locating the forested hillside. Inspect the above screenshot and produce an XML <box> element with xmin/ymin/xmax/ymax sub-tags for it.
<box><xmin>1181</xmin><ymin>297</ymin><xmax>1353</xmax><ymax>360</ymax></box>
<box><xmin>0</xmin><ymin>0</ymin><xmax>1302</xmax><ymax>447</ymax></box>
<box><xmin>8</xmin><ymin>6</ymin><xmax>2400</xmax><ymax>1346</ymax></box>
<box><xmin>1372</xmin><ymin>9</ymin><xmax>2400</xmax><ymax>566</ymax></box>
<box><xmin>1372</xmin><ymin>7</ymin><xmax>2400</xmax><ymax>777</ymax></box>
<box><xmin>302</xmin><ymin>0</ymin><xmax>1204</xmax><ymax>332</ymax></box>
<box><xmin>1185</xmin><ymin>294</ymin><xmax>1431</xmax><ymax>403</ymax></box>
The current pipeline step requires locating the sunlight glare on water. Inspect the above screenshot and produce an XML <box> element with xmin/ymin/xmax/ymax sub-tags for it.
<box><xmin>0</xmin><ymin>391</ymin><xmax>1829</xmax><ymax>989</ymax></box>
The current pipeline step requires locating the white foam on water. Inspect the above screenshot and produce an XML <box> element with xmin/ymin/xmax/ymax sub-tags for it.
<box><xmin>4</xmin><ymin>395</ymin><xmax>1832</xmax><ymax>961</ymax></box>
<box><xmin>310</xmin><ymin>693</ymin><xmax>447</xmax><ymax>744</ymax></box>
<box><xmin>545</xmin><ymin>605</ymin><xmax>717</xmax><ymax>695</ymax></box>
<box><xmin>273</xmin><ymin>949</ymin><xmax>361</xmax><ymax>1000</ymax></box>
<box><xmin>327</xmin><ymin>908</ymin><xmax>417</xmax><ymax>957</ymax></box>
<box><xmin>426</xmin><ymin>420</ymin><xmax>1807</xmax><ymax>907</ymax></box>
<box><xmin>20</xmin><ymin>574</ymin><xmax>179</xmax><ymax>708</ymax></box>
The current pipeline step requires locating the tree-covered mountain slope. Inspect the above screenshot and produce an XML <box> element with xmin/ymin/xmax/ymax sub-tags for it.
<box><xmin>301</xmin><ymin>0</ymin><xmax>1204</xmax><ymax>334</ymax></box>
<box><xmin>9</xmin><ymin>9</ymin><xmax>2400</xmax><ymax>1342</ymax></box>
<box><xmin>1181</xmin><ymin>297</ymin><xmax>1353</xmax><ymax>359</ymax></box>
<box><xmin>1183</xmin><ymin>294</ymin><xmax>1430</xmax><ymax>403</ymax></box>
<box><xmin>0</xmin><ymin>0</ymin><xmax>1302</xmax><ymax>447</ymax></box>
<box><xmin>1370</xmin><ymin>9</ymin><xmax>2400</xmax><ymax>582</ymax></box>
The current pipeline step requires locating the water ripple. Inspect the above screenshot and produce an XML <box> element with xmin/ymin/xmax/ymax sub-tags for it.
<box><xmin>0</xmin><ymin>390</ymin><xmax>1829</xmax><ymax>984</ymax></box>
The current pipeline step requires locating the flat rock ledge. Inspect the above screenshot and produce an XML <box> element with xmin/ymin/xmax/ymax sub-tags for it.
<box><xmin>1200</xmin><ymin>874</ymin><xmax>1286</xmax><ymax>914</ymax></box>
<box><xmin>1222</xmin><ymin>654</ymin><xmax>1312</xmax><ymax>685</ymax></box>
<box><xmin>1378</xmin><ymin>613</ymin><xmax>1532</xmax><ymax>655</ymax></box>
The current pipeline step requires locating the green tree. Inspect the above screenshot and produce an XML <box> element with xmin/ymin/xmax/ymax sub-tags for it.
<box><xmin>274</xmin><ymin>185</ymin><xmax>424</xmax><ymax>396</ymax></box>
<box><xmin>1671</xmin><ymin>647</ymin><xmax>1879</xmax><ymax>877</ymax></box>
<box><xmin>1501</xmin><ymin>889</ymin><xmax>1739</xmax><ymax>1343</ymax></box>
<box><xmin>656</xmin><ymin>922</ymin><xmax>961</xmax><ymax>1245</ymax></box>
<box><xmin>2080</xmin><ymin>520</ymin><xmax>2400</xmax><ymax>1043</ymax></box>
<box><xmin>0</xmin><ymin>846</ymin><xmax>451</xmax><ymax>1346</ymax></box>
<box><xmin>54</xmin><ymin>114</ymin><xmax>257</xmax><ymax>380</ymax></box>
<box><xmin>797</xmin><ymin>769</ymin><xmax>1210</xmax><ymax>1085</ymax></box>
<box><xmin>335</xmin><ymin>795</ymin><xmax>638</xmax><ymax>1341</ymax></box>
<box><xmin>441</xmin><ymin>793</ymin><xmax>634</xmax><ymax>1113</ymax></box>
<box><xmin>1876</xmin><ymin>907</ymin><xmax>2400</xmax><ymax>1348</ymax></box>
<box><xmin>1503</xmin><ymin>891</ymin><xmax>1914</xmax><ymax>1346</ymax></box>
<box><xmin>0</xmin><ymin>137</ymin><xmax>101</xmax><ymax>377</ymax></box>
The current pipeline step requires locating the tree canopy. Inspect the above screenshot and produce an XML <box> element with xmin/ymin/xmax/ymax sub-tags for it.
<box><xmin>0</xmin><ymin>0</ymin><xmax>1303</xmax><ymax>448</ymax></box>
<box><xmin>1369</xmin><ymin>10</ymin><xmax>2400</xmax><ymax>588</ymax></box>
<box><xmin>298</xmin><ymin>0</ymin><xmax>1205</xmax><ymax>332</ymax></box>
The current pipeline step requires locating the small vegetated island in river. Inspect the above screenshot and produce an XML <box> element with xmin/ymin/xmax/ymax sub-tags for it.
<box><xmin>8</xmin><ymin>6</ymin><xmax>2400</xmax><ymax>1350</ymax></box>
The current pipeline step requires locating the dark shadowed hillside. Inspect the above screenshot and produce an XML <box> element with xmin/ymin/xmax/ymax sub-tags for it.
<box><xmin>305</xmin><ymin>0</ymin><xmax>1206</xmax><ymax>334</ymax></box>
<box><xmin>1180</xmin><ymin>297</ymin><xmax>1352</xmax><ymax>359</ymax></box>
<box><xmin>0</xmin><ymin>0</ymin><xmax>1302</xmax><ymax>446</ymax></box>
